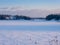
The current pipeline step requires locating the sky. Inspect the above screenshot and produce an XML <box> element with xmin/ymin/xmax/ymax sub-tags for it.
<box><xmin>0</xmin><ymin>0</ymin><xmax>60</xmax><ymax>17</ymax></box>
<box><xmin>0</xmin><ymin>0</ymin><xmax>60</xmax><ymax>9</ymax></box>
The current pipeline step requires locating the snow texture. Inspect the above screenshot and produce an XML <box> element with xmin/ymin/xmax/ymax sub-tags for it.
<box><xmin>0</xmin><ymin>31</ymin><xmax>60</xmax><ymax>45</ymax></box>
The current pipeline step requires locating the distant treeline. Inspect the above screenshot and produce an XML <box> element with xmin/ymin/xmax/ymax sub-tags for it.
<box><xmin>0</xmin><ymin>15</ymin><xmax>31</xmax><ymax>20</ymax></box>
<box><xmin>46</xmin><ymin>14</ymin><xmax>60</xmax><ymax>21</ymax></box>
<box><xmin>0</xmin><ymin>14</ymin><xmax>60</xmax><ymax>21</ymax></box>
<box><xmin>0</xmin><ymin>14</ymin><xmax>45</xmax><ymax>20</ymax></box>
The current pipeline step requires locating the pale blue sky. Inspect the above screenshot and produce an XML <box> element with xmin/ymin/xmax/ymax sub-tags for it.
<box><xmin>0</xmin><ymin>0</ymin><xmax>60</xmax><ymax>9</ymax></box>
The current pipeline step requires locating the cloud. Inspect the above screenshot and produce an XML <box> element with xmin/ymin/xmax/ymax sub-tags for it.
<box><xmin>0</xmin><ymin>7</ymin><xmax>60</xmax><ymax>17</ymax></box>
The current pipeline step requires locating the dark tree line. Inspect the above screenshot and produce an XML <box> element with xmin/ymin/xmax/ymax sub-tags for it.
<box><xmin>13</xmin><ymin>15</ymin><xmax>31</xmax><ymax>20</ymax></box>
<box><xmin>46</xmin><ymin>14</ymin><xmax>60</xmax><ymax>21</ymax></box>
<box><xmin>0</xmin><ymin>14</ymin><xmax>60</xmax><ymax>21</ymax></box>
<box><xmin>0</xmin><ymin>15</ymin><xmax>11</xmax><ymax>20</ymax></box>
<box><xmin>0</xmin><ymin>14</ymin><xmax>45</xmax><ymax>20</ymax></box>
<box><xmin>0</xmin><ymin>14</ymin><xmax>31</xmax><ymax>20</ymax></box>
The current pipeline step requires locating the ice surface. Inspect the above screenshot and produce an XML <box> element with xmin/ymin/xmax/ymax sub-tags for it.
<box><xmin>0</xmin><ymin>31</ymin><xmax>60</xmax><ymax>45</ymax></box>
<box><xmin>0</xmin><ymin>20</ymin><xmax>60</xmax><ymax>25</ymax></box>
<box><xmin>0</xmin><ymin>20</ymin><xmax>60</xmax><ymax>45</ymax></box>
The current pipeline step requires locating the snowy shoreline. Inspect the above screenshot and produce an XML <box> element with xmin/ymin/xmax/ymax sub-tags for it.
<box><xmin>0</xmin><ymin>20</ymin><xmax>60</xmax><ymax>25</ymax></box>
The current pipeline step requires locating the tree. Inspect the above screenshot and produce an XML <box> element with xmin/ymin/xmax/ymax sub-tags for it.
<box><xmin>13</xmin><ymin>15</ymin><xmax>31</xmax><ymax>20</ymax></box>
<box><xmin>46</xmin><ymin>14</ymin><xmax>60</xmax><ymax>21</ymax></box>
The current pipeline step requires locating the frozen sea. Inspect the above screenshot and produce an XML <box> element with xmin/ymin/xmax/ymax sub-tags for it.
<box><xmin>0</xmin><ymin>20</ymin><xmax>60</xmax><ymax>31</ymax></box>
<box><xmin>0</xmin><ymin>20</ymin><xmax>60</xmax><ymax>45</ymax></box>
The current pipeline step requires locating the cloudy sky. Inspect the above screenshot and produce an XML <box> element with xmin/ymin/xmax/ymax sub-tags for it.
<box><xmin>0</xmin><ymin>0</ymin><xmax>60</xmax><ymax>9</ymax></box>
<box><xmin>0</xmin><ymin>0</ymin><xmax>60</xmax><ymax>17</ymax></box>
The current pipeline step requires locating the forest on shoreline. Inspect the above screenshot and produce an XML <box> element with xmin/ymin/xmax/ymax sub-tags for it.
<box><xmin>0</xmin><ymin>14</ymin><xmax>60</xmax><ymax>21</ymax></box>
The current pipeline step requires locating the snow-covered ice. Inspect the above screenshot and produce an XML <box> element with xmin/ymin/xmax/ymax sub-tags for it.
<box><xmin>0</xmin><ymin>31</ymin><xmax>60</xmax><ymax>45</ymax></box>
<box><xmin>0</xmin><ymin>20</ymin><xmax>60</xmax><ymax>25</ymax></box>
<box><xmin>0</xmin><ymin>20</ymin><xmax>60</xmax><ymax>45</ymax></box>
